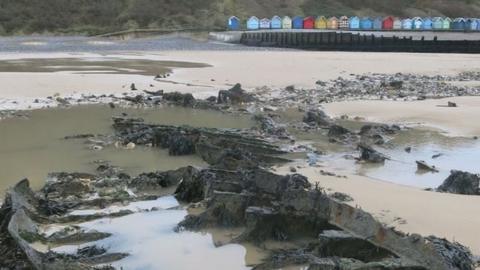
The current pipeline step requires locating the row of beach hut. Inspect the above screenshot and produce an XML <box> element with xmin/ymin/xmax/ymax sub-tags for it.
<box><xmin>228</xmin><ymin>16</ymin><xmax>480</xmax><ymax>31</ymax></box>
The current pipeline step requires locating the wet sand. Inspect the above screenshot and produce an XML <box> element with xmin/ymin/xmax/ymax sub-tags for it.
<box><xmin>323</xmin><ymin>96</ymin><xmax>480</xmax><ymax>137</ymax></box>
<box><xmin>1</xmin><ymin>51</ymin><xmax>480</xmax><ymax>102</ymax></box>
<box><xmin>274</xmin><ymin>164</ymin><xmax>480</xmax><ymax>256</ymax></box>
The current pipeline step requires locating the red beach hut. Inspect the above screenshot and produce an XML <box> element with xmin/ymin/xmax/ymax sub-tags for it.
<box><xmin>382</xmin><ymin>16</ymin><xmax>394</xmax><ymax>30</ymax></box>
<box><xmin>303</xmin><ymin>16</ymin><xmax>315</xmax><ymax>29</ymax></box>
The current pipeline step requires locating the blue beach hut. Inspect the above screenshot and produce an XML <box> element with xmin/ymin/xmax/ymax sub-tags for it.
<box><xmin>423</xmin><ymin>17</ymin><xmax>433</xmax><ymax>30</ymax></box>
<box><xmin>402</xmin><ymin>18</ymin><xmax>413</xmax><ymax>30</ymax></box>
<box><xmin>292</xmin><ymin>16</ymin><xmax>304</xmax><ymax>29</ymax></box>
<box><xmin>349</xmin><ymin>16</ymin><xmax>360</xmax><ymax>30</ymax></box>
<box><xmin>360</xmin><ymin>17</ymin><xmax>373</xmax><ymax>30</ymax></box>
<box><xmin>432</xmin><ymin>17</ymin><xmax>443</xmax><ymax>30</ymax></box>
<box><xmin>271</xmin><ymin>16</ymin><xmax>282</xmax><ymax>29</ymax></box>
<box><xmin>227</xmin><ymin>16</ymin><xmax>240</xmax><ymax>30</ymax></box>
<box><xmin>259</xmin><ymin>18</ymin><xmax>271</xmax><ymax>29</ymax></box>
<box><xmin>466</xmin><ymin>18</ymin><xmax>478</xmax><ymax>31</ymax></box>
<box><xmin>373</xmin><ymin>17</ymin><xmax>382</xmax><ymax>30</ymax></box>
<box><xmin>247</xmin><ymin>16</ymin><xmax>259</xmax><ymax>30</ymax></box>
<box><xmin>452</xmin><ymin>18</ymin><xmax>466</xmax><ymax>30</ymax></box>
<box><xmin>413</xmin><ymin>17</ymin><xmax>423</xmax><ymax>30</ymax></box>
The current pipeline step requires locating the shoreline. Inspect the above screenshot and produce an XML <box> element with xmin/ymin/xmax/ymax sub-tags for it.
<box><xmin>1</xmin><ymin>50</ymin><xmax>480</xmax><ymax>262</ymax></box>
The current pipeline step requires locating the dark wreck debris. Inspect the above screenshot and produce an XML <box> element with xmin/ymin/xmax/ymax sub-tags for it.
<box><xmin>357</xmin><ymin>143</ymin><xmax>389</xmax><ymax>163</ymax></box>
<box><xmin>112</xmin><ymin>117</ymin><xmax>289</xmax><ymax>169</ymax></box>
<box><xmin>175</xmin><ymin>167</ymin><xmax>475</xmax><ymax>270</ymax></box>
<box><xmin>217</xmin><ymin>83</ymin><xmax>256</xmax><ymax>104</ymax></box>
<box><xmin>359</xmin><ymin>124</ymin><xmax>401</xmax><ymax>145</ymax></box>
<box><xmin>437</xmin><ymin>170</ymin><xmax>480</xmax><ymax>195</ymax></box>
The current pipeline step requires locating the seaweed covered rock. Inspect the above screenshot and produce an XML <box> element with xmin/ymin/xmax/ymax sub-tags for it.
<box><xmin>357</xmin><ymin>143</ymin><xmax>389</xmax><ymax>163</ymax></box>
<box><xmin>437</xmin><ymin>170</ymin><xmax>480</xmax><ymax>195</ymax></box>
<box><xmin>112</xmin><ymin>117</ymin><xmax>289</xmax><ymax>169</ymax></box>
<box><xmin>217</xmin><ymin>83</ymin><xmax>255</xmax><ymax>104</ymax></box>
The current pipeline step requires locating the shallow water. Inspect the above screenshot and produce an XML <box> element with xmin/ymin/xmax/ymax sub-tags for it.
<box><xmin>0</xmin><ymin>105</ymin><xmax>253</xmax><ymax>195</ymax></box>
<box><xmin>324</xmin><ymin>129</ymin><xmax>480</xmax><ymax>188</ymax></box>
<box><xmin>49</xmin><ymin>196</ymin><xmax>252</xmax><ymax>270</ymax></box>
<box><xmin>0</xmin><ymin>57</ymin><xmax>208</xmax><ymax>76</ymax></box>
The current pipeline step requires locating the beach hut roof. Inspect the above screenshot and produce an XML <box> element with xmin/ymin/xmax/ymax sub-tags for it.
<box><xmin>317</xmin><ymin>16</ymin><xmax>327</xmax><ymax>20</ymax></box>
<box><xmin>283</xmin><ymin>16</ymin><xmax>291</xmax><ymax>20</ymax></box>
<box><xmin>413</xmin><ymin>17</ymin><xmax>423</xmax><ymax>21</ymax></box>
<box><xmin>260</xmin><ymin>18</ymin><xmax>270</xmax><ymax>21</ymax></box>
<box><xmin>272</xmin><ymin>15</ymin><xmax>281</xmax><ymax>20</ymax></box>
<box><xmin>248</xmin><ymin>16</ymin><xmax>259</xmax><ymax>21</ymax></box>
<box><xmin>432</xmin><ymin>17</ymin><xmax>442</xmax><ymax>21</ymax></box>
<box><xmin>329</xmin><ymin>16</ymin><xmax>338</xmax><ymax>20</ymax></box>
<box><xmin>361</xmin><ymin>17</ymin><xmax>372</xmax><ymax>20</ymax></box>
<box><xmin>229</xmin><ymin>16</ymin><xmax>239</xmax><ymax>20</ymax></box>
<box><xmin>454</xmin><ymin>17</ymin><xmax>466</xmax><ymax>22</ymax></box>
<box><xmin>340</xmin><ymin>15</ymin><xmax>348</xmax><ymax>19</ymax></box>
<box><xmin>444</xmin><ymin>17</ymin><xmax>452</xmax><ymax>22</ymax></box>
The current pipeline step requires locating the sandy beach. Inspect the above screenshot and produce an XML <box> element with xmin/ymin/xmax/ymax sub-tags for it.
<box><xmin>1</xmin><ymin>51</ymin><xmax>480</xmax><ymax>101</ymax></box>
<box><xmin>1</xmin><ymin>49</ymin><xmax>480</xmax><ymax>260</ymax></box>
<box><xmin>323</xmin><ymin>96</ymin><xmax>480</xmax><ymax>137</ymax></box>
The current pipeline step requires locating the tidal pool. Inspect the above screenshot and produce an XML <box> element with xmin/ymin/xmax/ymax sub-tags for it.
<box><xmin>0</xmin><ymin>104</ymin><xmax>254</xmax><ymax>195</ymax></box>
<box><xmin>324</xmin><ymin>128</ymin><xmax>480</xmax><ymax>188</ymax></box>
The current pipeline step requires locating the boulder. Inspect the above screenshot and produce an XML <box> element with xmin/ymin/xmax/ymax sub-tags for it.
<box><xmin>357</xmin><ymin>143</ymin><xmax>388</xmax><ymax>163</ymax></box>
<box><xmin>437</xmin><ymin>170</ymin><xmax>480</xmax><ymax>195</ymax></box>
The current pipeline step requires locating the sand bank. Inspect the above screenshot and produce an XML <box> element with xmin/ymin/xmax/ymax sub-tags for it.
<box><xmin>275</xmin><ymin>164</ymin><xmax>480</xmax><ymax>256</ymax></box>
<box><xmin>1</xmin><ymin>51</ymin><xmax>480</xmax><ymax>102</ymax></box>
<box><xmin>323</xmin><ymin>96</ymin><xmax>480</xmax><ymax>137</ymax></box>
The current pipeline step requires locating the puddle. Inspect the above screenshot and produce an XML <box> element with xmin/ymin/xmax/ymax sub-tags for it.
<box><xmin>50</xmin><ymin>196</ymin><xmax>251</xmax><ymax>270</ymax></box>
<box><xmin>324</xmin><ymin>129</ymin><xmax>480</xmax><ymax>188</ymax></box>
<box><xmin>0</xmin><ymin>57</ymin><xmax>209</xmax><ymax>76</ymax></box>
<box><xmin>0</xmin><ymin>105</ymin><xmax>254</xmax><ymax>195</ymax></box>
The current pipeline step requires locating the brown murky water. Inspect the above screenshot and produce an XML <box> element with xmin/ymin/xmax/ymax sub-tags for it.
<box><xmin>0</xmin><ymin>105</ymin><xmax>254</xmax><ymax>195</ymax></box>
<box><xmin>0</xmin><ymin>57</ymin><xmax>209</xmax><ymax>75</ymax></box>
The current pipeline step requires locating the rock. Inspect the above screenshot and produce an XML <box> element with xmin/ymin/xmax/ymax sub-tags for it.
<box><xmin>388</xmin><ymin>80</ymin><xmax>404</xmax><ymax>89</ymax></box>
<box><xmin>437</xmin><ymin>170</ymin><xmax>480</xmax><ymax>195</ymax></box>
<box><xmin>416</xmin><ymin>160</ymin><xmax>439</xmax><ymax>173</ymax></box>
<box><xmin>302</xmin><ymin>109</ymin><xmax>331</xmax><ymax>127</ymax></box>
<box><xmin>405</xmin><ymin>146</ymin><xmax>412</xmax><ymax>153</ymax></box>
<box><xmin>162</xmin><ymin>92</ymin><xmax>195</xmax><ymax>107</ymax></box>
<box><xmin>432</xmin><ymin>153</ymin><xmax>444</xmax><ymax>159</ymax></box>
<box><xmin>357</xmin><ymin>143</ymin><xmax>388</xmax><ymax>163</ymax></box>
<box><xmin>289</xmin><ymin>166</ymin><xmax>297</xmax><ymax>173</ymax></box>
<box><xmin>328</xmin><ymin>125</ymin><xmax>353</xmax><ymax>139</ymax></box>
<box><xmin>330</xmin><ymin>192</ymin><xmax>353</xmax><ymax>202</ymax></box>
<box><xmin>130</xmin><ymin>83</ymin><xmax>137</xmax><ymax>91</ymax></box>
<box><xmin>253</xmin><ymin>114</ymin><xmax>289</xmax><ymax>138</ymax></box>
<box><xmin>217</xmin><ymin>83</ymin><xmax>255</xmax><ymax>104</ymax></box>
<box><xmin>448</xmin><ymin>101</ymin><xmax>457</xmax><ymax>107</ymax></box>
<box><xmin>108</xmin><ymin>102</ymin><xmax>115</xmax><ymax>109</ymax></box>
<box><xmin>206</xmin><ymin>96</ymin><xmax>217</xmax><ymax>103</ymax></box>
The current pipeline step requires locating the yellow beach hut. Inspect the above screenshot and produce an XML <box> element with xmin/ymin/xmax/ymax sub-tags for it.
<box><xmin>315</xmin><ymin>16</ymin><xmax>328</xmax><ymax>29</ymax></box>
